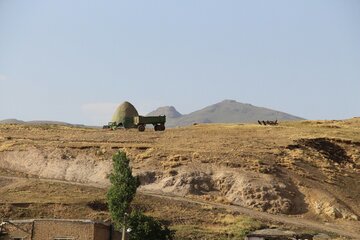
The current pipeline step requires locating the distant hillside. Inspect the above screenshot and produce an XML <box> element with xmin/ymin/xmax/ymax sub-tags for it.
<box><xmin>147</xmin><ymin>100</ymin><xmax>303</xmax><ymax>127</ymax></box>
<box><xmin>0</xmin><ymin>119</ymin><xmax>26</xmax><ymax>124</ymax></box>
<box><xmin>0</xmin><ymin>119</ymin><xmax>88</xmax><ymax>128</ymax></box>
<box><xmin>147</xmin><ymin>106</ymin><xmax>182</xmax><ymax>118</ymax></box>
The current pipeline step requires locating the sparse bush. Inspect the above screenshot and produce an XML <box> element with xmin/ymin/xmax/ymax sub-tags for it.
<box><xmin>227</xmin><ymin>216</ymin><xmax>262</xmax><ymax>239</ymax></box>
<box><xmin>87</xmin><ymin>199</ymin><xmax>108</xmax><ymax>211</ymax></box>
<box><xmin>128</xmin><ymin>210</ymin><xmax>174</xmax><ymax>240</ymax></box>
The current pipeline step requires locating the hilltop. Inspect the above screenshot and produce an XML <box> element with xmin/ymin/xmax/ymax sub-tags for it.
<box><xmin>147</xmin><ymin>106</ymin><xmax>182</xmax><ymax>118</ymax></box>
<box><xmin>0</xmin><ymin>119</ymin><xmax>359</xmax><ymax>239</ymax></box>
<box><xmin>0</xmin><ymin>119</ymin><xmax>88</xmax><ymax>128</ymax></box>
<box><xmin>148</xmin><ymin>100</ymin><xmax>303</xmax><ymax>127</ymax></box>
<box><xmin>0</xmin><ymin>119</ymin><xmax>26</xmax><ymax>124</ymax></box>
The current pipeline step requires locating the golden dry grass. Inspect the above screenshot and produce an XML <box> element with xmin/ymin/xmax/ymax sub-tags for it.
<box><xmin>1</xmin><ymin>118</ymin><xmax>360</xmax><ymax>239</ymax></box>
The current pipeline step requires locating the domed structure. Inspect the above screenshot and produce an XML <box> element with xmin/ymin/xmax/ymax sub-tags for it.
<box><xmin>111</xmin><ymin>101</ymin><xmax>139</xmax><ymax>127</ymax></box>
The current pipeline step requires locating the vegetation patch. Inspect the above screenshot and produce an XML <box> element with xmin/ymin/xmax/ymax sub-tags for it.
<box><xmin>173</xmin><ymin>215</ymin><xmax>262</xmax><ymax>240</ymax></box>
<box><xmin>288</xmin><ymin>138</ymin><xmax>352</xmax><ymax>164</ymax></box>
<box><xmin>87</xmin><ymin>199</ymin><xmax>108</xmax><ymax>211</ymax></box>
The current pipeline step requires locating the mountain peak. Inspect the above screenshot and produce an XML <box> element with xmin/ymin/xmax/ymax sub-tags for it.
<box><xmin>0</xmin><ymin>119</ymin><xmax>26</xmax><ymax>124</ymax></box>
<box><xmin>218</xmin><ymin>99</ymin><xmax>253</xmax><ymax>106</ymax></box>
<box><xmin>220</xmin><ymin>99</ymin><xmax>237</xmax><ymax>103</ymax></box>
<box><xmin>147</xmin><ymin>106</ymin><xmax>182</xmax><ymax>118</ymax></box>
<box><xmin>147</xmin><ymin>100</ymin><xmax>303</xmax><ymax>127</ymax></box>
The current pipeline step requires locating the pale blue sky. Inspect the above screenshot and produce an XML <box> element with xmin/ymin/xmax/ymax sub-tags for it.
<box><xmin>0</xmin><ymin>0</ymin><xmax>359</xmax><ymax>125</ymax></box>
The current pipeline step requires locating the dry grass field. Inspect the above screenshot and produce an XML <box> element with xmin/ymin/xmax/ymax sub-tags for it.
<box><xmin>0</xmin><ymin>118</ymin><xmax>360</xmax><ymax>239</ymax></box>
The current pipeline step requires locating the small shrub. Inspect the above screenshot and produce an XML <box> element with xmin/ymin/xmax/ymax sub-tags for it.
<box><xmin>87</xmin><ymin>200</ymin><xmax>108</xmax><ymax>211</ymax></box>
<box><xmin>128</xmin><ymin>210</ymin><xmax>174</xmax><ymax>240</ymax></box>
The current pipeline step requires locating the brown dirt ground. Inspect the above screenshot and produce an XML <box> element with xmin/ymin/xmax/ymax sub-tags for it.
<box><xmin>0</xmin><ymin>118</ymin><xmax>360</xmax><ymax>239</ymax></box>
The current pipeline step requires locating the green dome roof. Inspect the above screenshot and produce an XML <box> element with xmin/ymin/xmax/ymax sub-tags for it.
<box><xmin>111</xmin><ymin>101</ymin><xmax>139</xmax><ymax>125</ymax></box>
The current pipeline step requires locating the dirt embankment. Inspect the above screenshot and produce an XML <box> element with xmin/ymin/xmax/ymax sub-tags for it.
<box><xmin>0</xmin><ymin>146</ymin><xmax>296</xmax><ymax>215</ymax></box>
<box><xmin>0</xmin><ymin>147</ymin><xmax>111</xmax><ymax>185</ymax></box>
<box><xmin>0</xmin><ymin>141</ymin><xmax>358</xmax><ymax>222</ymax></box>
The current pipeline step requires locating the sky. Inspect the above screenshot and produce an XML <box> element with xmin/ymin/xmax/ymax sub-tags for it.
<box><xmin>0</xmin><ymin>0</ymin><xmax>359</xmax><ymax>125</ymax></box>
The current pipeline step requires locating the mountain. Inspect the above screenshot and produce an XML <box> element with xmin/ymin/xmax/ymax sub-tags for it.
<box><xmin>147</xmin><ymin>106</ymin><xmax>182</xmax><ymax>118</ymax></box>
<box><xmin>147</xmin><ymin>100</ymin><xmax>304</xmax><ymax>127</ymax></box>
<box><xmin>0</xmin><ymin>119</ymin><xmax>89</xmax><ymax>128</ymax></box>
<box><xmin>0</xmin><ymin>119</ymin><xmax>26</xmax><ymax>124</ymax></box>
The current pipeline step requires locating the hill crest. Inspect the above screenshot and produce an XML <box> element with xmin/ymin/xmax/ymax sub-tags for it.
<box><xmin>148</xmin><ymin>99</ymin><xmax>303</xmax><ymax>127</ymax></box>
<box><xmin>147</xmin><ymin>106</ymin><xmax>182</xmax><ymax>118</ymax></box>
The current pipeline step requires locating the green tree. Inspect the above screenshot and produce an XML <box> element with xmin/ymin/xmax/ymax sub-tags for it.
<box><xmin>107</xmin><ymin>150</ymin><xmax>174</xmax><ymax>240</ymax></box>
<box><xmin>107</xmin><ymin>151</ymin><xmax>139</xmax><ymax>240</ymax></box>
<box><xmin>128</xmin><ymin>210</ymin><xmax>174</xmax><ymax>240</ymax></box>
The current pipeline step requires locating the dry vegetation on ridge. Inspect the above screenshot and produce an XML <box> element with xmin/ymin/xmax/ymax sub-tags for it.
<box><xmin>0</xmin><ymin>118</ymin><xmax>360</xmax><ymax>239</ymax></box>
